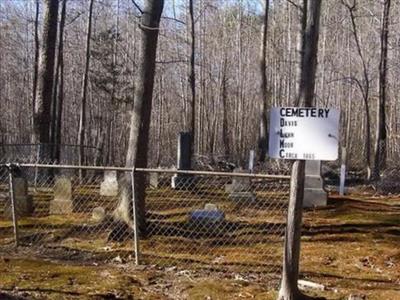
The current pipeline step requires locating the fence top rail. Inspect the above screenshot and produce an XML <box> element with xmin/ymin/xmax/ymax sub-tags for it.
<box><xmin>2</xmin><ymin>163</ymin><xmax>291</xmax><ymax>180</ymax></box>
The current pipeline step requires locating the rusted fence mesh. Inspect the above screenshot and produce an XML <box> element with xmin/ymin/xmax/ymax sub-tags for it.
<box><xmin>0</xmin><ymin>164</ymin><xmax>290</xmax><ymax>278</ymax></box>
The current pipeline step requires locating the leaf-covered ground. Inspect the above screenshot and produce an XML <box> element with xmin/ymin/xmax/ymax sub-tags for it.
<box><xmin>1</xmin><ymin>191</ymin><xmax>400</xmax><ymax>299</ymax></box>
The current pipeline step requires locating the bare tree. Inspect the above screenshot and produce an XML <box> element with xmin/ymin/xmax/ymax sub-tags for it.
<box><xmin>51</xmin><ymin>0</ymin><xmax>67</xmax><ymax>163</ymax></box>
<box><xmin>258</xmin><ymin>0</ymin><xmax>270</xmax><ymax>162</ymax></box>
<box><xmin>278</xmin><ymin>1</ymin><xmax>322</xmax><ymax>299</ymax></box>
<box><xmin>33</xmin><ymin>0</ymin><xmax>59</xmax><ymax>160</ymax></box>
<box><xmin>113</xmin><ymin>0</ymin><xmax>164</xmax><ymax>237</ymax></box>
<box><xmin>342</xmin><ymin>0</ymin><xmax>372</xmax><ymax>179</ymax></box>
<box><xmin>78</xmin><ymin>0</ymin><xmax>94</xmax><ymax>169</ymax></box>
<box><xmin>31</xmin><ymin>0</ymin><xmax>40</xmax><ymax>133</ymax></box>
<box><xmin>373</xmin><ymin>0</ymin><xmax>391</xmax><ymax>179</ymax></box>
<box><xmin>189</xmin><ymin>0</ymin><xmax>196</xmax><ymax>161</ymax></box>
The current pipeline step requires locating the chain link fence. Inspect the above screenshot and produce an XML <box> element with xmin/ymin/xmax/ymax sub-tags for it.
<box><xmin>0</xmin><ymin>164</ymin><xmax>290</xmax><ymax>279</ymax></box>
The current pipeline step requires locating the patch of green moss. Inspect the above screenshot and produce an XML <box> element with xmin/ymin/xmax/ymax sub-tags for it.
<box><xmin>0</xmin><ymin>258</ymin><xmax>144</xmax><ymax>299</ymax></box>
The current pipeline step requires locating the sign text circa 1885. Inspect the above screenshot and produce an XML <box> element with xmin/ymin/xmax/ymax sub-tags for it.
<box><xmin>268</xmin><ymin>107</ymin><xmax>340</xmax><ymax>161</ymax></box>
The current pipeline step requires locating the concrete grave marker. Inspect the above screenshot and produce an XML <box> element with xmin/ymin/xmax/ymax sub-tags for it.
<box><xmin>100</xmin><ymin>171</ymin><xmax>118</xmax><ymax>196</ymax></box>
<box><xmin>91</xmin><ymin>207</ymin><xmax>106</xmax><ymax>223</ymax></box>
<box><xmin>303</xmin><ymin>160</ymin><xmax>327</xmax><ymax>207</ymax></box>
<box><xmin>50</xmin><ymin>176</ymin><xmax>73</xmax><ymax>214</ymax></box>
<box><xmin>226</xmin><ymin>168</ymin><xmax>257</xmax><ymax>203</ymax></box>
<box><xmin>149</xmin><ymin>173</ymin><xmax>159</xmax><ymax>189</ymax></box>
<box><xmin>4</xmin><ymin>177</ymin><xmax>33</xmax><ymax>219</ymax></box>
<box><xmin>171</xmin><ymin>132</ymin><xmax>193</xmax><ymax>189</ymax></box>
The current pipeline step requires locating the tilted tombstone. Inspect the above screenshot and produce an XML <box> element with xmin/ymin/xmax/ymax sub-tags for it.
<box><xmin>303</xmin><ymin>160</ymin><xmax>327</xmax><ymax>207</ymax></box>
<box><xmin>100</xmin><ymin>171</ymin><xmax>119</xmax><ymax>196</ymax></box>
<box><xmin>171</xmin><ymin>132</ymin><xmax>193</xmax><ymax>189</ymax></box>
<box><xmin>4</xmin><ymin>177</ymin><xmax>33</xmax><ymax>219</ymax></box>
<box><xmin>50</xmin><ymin>176</ymin><xmax>73</xmax><ymax>214</ymax></box>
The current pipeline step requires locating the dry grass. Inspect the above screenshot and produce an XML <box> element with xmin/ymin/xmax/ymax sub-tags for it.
<box><xmin>0</xmin><ymin>188</ymin><xmax>400</xmax><ymax>299</ymax></box>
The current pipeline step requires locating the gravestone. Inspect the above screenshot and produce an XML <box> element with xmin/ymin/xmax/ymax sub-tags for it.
<box><xmin>100</xmin><ymin>171</ymin><xmax>118</xmax><ymax>196</ymax></box>
<box><xmin>4</xmin><ymin>177</ymin><xmax>33</xmax><ymax>219</ymax></box>
<box><xmin>91</xmin><ymin>206</ymin><xmax>106</xmax><ymax>223</ymax></box>
<box><xmin>171</xmin><ymin>132</ymin><xmax>193</xmax><ymax>189</ymax></box>
<box><xmin>303</xmin><ymin>160</ymin><xmax>327</xmax><ymax>207</ymax></box>
<box><xmin>50</xmin><ymin>176</ymin><xmax>73</xmax><ymax>214</ymax></box>
<box><xmin>189</xmin><ymin>203</ymin><xmax>225</xmax><ymax>225</ymax></box>
<box><xmin>149</xmin><ymin>173</ymin><xmax>159</xmax><ymax>189</ymax></box>
<box><xmin>226</xmin><ymin>168</ymin><xmax>256</xmax><ymax>203</ymax></box>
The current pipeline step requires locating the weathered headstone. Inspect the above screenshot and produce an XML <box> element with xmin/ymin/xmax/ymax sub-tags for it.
<box><xmin>100</xmin><ymin>171</ymin><xmax>118</xmax><ymax>196</ymax></box>
<box><xmin>226</xmin><ymin>168</ymin><xmax>256</xmax><ymax>203</ymax></box>
<box><xmin>189</xmin><ymin>203</ymin><xmax>225</xmax><ymax>225</ymax></box>
<box><xmin>91</xmin><ymin>206</ymin><xmax>106</xmax><ymax>223</ymax></box>
<box><xmin>303</xmin><ymin>160</ymin><xmax>327</xmax><ymax>207</ymax></box>
<box><xmin>50</xmin><ymin>176</ymin><xmax>73</xmax><ymax>214</ymax></box>
<box><xmin>4</xmin><ymin>177</ymin><xmax>33</xmax><ymax>219</ymax></box>
<box><xmin>171</xmin><ymin>132</ymin><xmax>193</xmax><ymax>189</ymax></box>
<box><xmin>149</xmin><ymin>173</ymin><xmax>159</xmax><ymax>189</ymax></box>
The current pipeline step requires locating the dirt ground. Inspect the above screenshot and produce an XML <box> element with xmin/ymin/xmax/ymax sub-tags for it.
<box><xmin>0</xmin><ymin>191</ymin><xmax>400</xmax><ymax>300</ymax></box>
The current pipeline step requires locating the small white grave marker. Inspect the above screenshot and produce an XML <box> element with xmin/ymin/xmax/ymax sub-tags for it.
<box><xmin>339</xmin><ymin>147</ymin><xmax>347</xmax><ymax>196</ymax></box>
<box><xmin>100</xmin><ymin>171</ymin><xmax>118</xmax><ymax>196</ymax></box>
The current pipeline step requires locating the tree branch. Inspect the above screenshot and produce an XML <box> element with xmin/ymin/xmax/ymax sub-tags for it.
<box><xmin>130</xmin><ymin>0</ymin><xmax>143</xmax><ymax>14</ymax></box>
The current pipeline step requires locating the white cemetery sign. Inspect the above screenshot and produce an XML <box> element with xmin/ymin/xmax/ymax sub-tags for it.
<box><xmin>268</xmin><ymin>107</ymin><xmax>340</xmax><ymax>161</ymax></box>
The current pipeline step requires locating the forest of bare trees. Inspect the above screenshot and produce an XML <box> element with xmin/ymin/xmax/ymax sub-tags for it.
<box><xmin>1</xmin><ymin>0</ymin><xmax>399</xmax><ymax>176</ymax></box>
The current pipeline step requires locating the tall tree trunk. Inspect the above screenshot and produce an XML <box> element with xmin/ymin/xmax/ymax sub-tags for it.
<box><xmin>189</xmin><ymin>0</ymin><xmax>196</xmax><ymax>163</ymax></box>
<box><xmin>31</xmin><ymin>0</ymin><xmax>40</xmax><ymax>137</ymax></box>
<box><xmin>221</xmin><ymin>55</ymin><xmax>230</xmax><ymax>159</ymax></box>
<box><xmin>51</xmin><ymin>0</ymin><xmax>67</xmax><ymax>163</ymax></box>
<box><xmin>78</xmin><ymin>0</ymin><xmax>94</xmax><ymax>169</ymax></box>
<box><xmin>55</xmin><ymin>0</ymin><xmax>66</xmax><ymax>163</ymax></box>
<box><xmin>373</xmin><ymin>0</ymin><xmax>391</xmax><ymax>179</ymax></box>
<box><xmin>33</xmin><ymin>0</ymin><xmax>59</xmax><ymax>161</ymax></box>
<box><xmin>113</xmin><ymin>0</ymin><xmax>164</xmax><ymax>237</ymax></box>
<box><xmin>258</xmin><ymin>0</ymin><xmax>270</xmax><ymax>162</ymax></box>
<box><xmin>294</xmin><ymin>0</ymin><xmax>308</xmax><ymax>107</ymax></box>
<box><xmin>278</xmin><ymin>1</ymin><xmax>322</xmax><ymax>299</ymax></box>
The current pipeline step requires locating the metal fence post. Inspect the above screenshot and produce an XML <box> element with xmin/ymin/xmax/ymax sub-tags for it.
<box><xmin>34</xmin><ymin>144</ymin><xmax>40</xmax><ymax>190</ymax></box>
<box><xmin>130</xmin><ymin>167</ymin><xmax>140</xmax><ymax>265</ymax></box>
<box><xmin>7</xmin><ymin>164</ymin><xmax>19</xmax><ymax>248</ymax></box>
